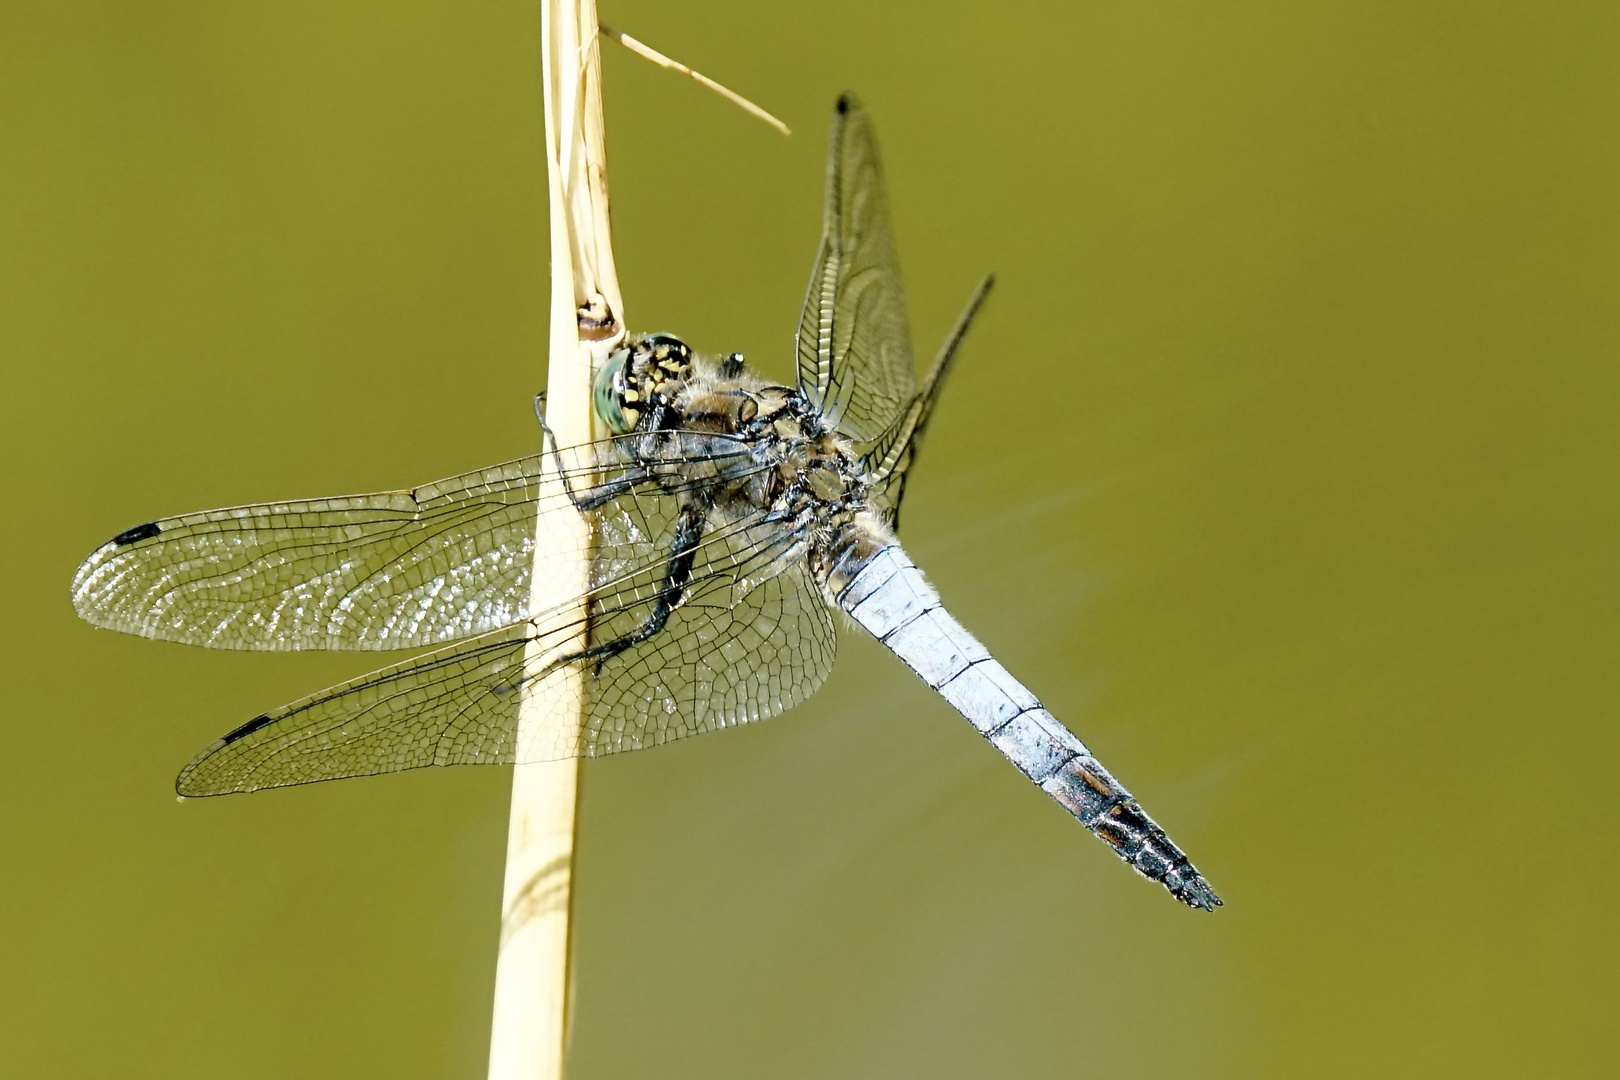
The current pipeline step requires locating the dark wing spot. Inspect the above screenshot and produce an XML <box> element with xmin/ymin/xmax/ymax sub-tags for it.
<box><xmin>111</xmin><ymin>521</ymin><xmax>161</xmax><ymax>546</ymax></box>
<box><xmin>220</xmin><ymin>713</ymin><xmax>275</xmax><ymax>745</ymax></box>
<box><xmin>836</xmin><ymin>93</ymin><xmax>851</xmax><ymax>115</ymax></box>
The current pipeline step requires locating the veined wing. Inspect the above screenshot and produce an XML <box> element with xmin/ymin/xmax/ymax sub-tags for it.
<box><xmin>862</xmin><ymin>274</ymin><xmax>994</xmax><ymax>528</ymax></box>
<box><xmin>586</xmin><ymin>507</ymin><xmax>835</xmax><ymax>754</ymax></box>
<box><xmin>176</xmin><ymin>506</ymin><xmax>837</xmax><ymax>795</ymax></box>
<box><xmin>795</xmin><ymin>94</ymin><xmax>916</xmax><ymax>448</ymax></box>
<box><xmin>70</xmin><ymin>433</ymin><xmax>758</xmax><ymax>651</ymax></box>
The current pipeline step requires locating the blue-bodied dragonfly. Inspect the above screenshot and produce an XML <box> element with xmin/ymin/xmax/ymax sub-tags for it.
<box><xmin>71</xmin><ymin>95</ymin><xmax>1220</xmax><ymax>910</ymax></box>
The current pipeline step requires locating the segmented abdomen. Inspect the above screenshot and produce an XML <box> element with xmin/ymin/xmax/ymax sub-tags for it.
<box><xmin>835</xmin><ymin>544</ymin><xmax>1220</xmax><ymax>911</ymax></box>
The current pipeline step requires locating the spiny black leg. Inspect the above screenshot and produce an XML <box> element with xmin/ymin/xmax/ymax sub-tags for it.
<box><xmin>562</xmin><ymin>467</ymin><xmax>648</xmax><ymax>514</ymax></box>
<box><xmin>533</xmin><ymin>408</ymin><xmax>658</xmax><ymax>513</ymax></box>
<box><xmin>569</xmin><ymin>504</ymin><xmax>706</xmax><ymax>674</ymax></box>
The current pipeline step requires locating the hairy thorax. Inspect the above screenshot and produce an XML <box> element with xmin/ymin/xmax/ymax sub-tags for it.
<box><xmin>594</xmin><ymin>336</ymin><xmax>897</xmax><ymax>600</ymax></box>
<box><xmin>679</xmin><ymin>370</ymin><xmax>894</xmax><ymax>598</ymax></box>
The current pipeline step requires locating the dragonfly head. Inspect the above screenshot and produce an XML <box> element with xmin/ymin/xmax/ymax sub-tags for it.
<box><xmin>593</xmin><ymin>333</ymin><xmax>694</xmax><ymax>434</ymax></box>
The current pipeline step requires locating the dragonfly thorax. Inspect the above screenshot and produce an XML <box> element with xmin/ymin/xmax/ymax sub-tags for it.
<box><xmin>597</xmin><ymin>333</ymin><xmax>874</xmax><ymax>523</ymax></box>
<box><xmin>683</xmin><ymin>376</ymin><xmax>872</xmax><ymax>525</ymax></box>
<box><xmin>601</xmin><ymin>339</ymin><xmax>882</xmax><ymax>582</ymax></box>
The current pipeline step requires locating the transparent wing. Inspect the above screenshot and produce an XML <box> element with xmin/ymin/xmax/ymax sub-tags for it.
<box><xmin>69</xmin><ymin>433</ymin><xmax>756</xmax><ymax>651</ymax></box>
<box><xmin>861</xmin><ymin>275</ymin><xmax>995</xmax><ymax>528</ymax></box>
<box><xmin>176</xmin><ymin>507</ymin><xmax>838</xmax><ymax>796</ymax></box>
<box><xmin>795</xmin><ymin>94</ymin><xmax>916</xmax><ymax>448</ymax></box>
<box><xmin>585</xmin><ymin>510</ymin><xmax>836</xmax><ymax>756</ymax></box>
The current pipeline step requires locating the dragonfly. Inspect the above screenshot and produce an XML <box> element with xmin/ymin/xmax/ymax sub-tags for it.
<box><xmin>71</xmin><ymin>95</ymin><xmax>1220</xmax><ymax>910</ymax></box>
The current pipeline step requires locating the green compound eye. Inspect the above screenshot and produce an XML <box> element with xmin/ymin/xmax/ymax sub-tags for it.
<box><xmin>593</xmin><ymin>348</ymin><xmax>638</xmax><ymax>434</ymax></box>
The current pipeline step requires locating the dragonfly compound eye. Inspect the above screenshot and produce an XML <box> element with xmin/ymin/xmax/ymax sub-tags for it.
<box><xmin>593</xmin><ymin>348</ymin><xmax>639</xmax><ymax>434</ymax></box>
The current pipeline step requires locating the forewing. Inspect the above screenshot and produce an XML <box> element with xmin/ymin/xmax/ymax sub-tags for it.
<box><xmin>70</xmin><ymin>435</ymin><xmax>753</xmax><ymax>651</ymax></box>
<box><xmin>176</xmin><ymin>507</ymin><xmax>838</xmax><ymax>795</ymax></box>
<box><xmin>795</xmin><ymin>94</ymin><xmax>916</xmax><ymax>447</ymax></box>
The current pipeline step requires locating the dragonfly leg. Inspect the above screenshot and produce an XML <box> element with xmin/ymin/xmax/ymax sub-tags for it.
<box><xmin>569</xmin><ymin>504</ymin><xmax>706</xmax><ymax>673</ymax></box>
<box><xmin>532</xmin><ymin>410</ymin><xmax>657</xmax><ymax>513</ymax></box>
<box><xmin>561</xmin><ymin>469</ymin><xmax>647</xmax><ymax>513</ymax></box>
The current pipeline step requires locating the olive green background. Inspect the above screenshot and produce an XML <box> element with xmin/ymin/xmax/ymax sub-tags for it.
<box><xmin>3</xmin><ymin>2</ymin><xmax>1616</xmax><ymax>1076</ymax></box>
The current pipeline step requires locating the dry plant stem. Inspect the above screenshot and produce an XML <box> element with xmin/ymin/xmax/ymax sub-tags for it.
<box><xmin>600</xmin><ymin>22</ymin><xmax>791</xmax><ymax>136</ymax></box>
<box><xmin>488</xmin><ymin>2</ymin><xmax>624</xmax><ymax>1078</ymax></box>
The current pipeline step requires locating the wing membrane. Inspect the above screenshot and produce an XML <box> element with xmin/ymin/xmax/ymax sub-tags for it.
<box><xmin>71</xmin><ymin>433</ymin><xmax>757</xmax><ymax>651</ymax></box>
<box><xmin>176</xmin><ymin>508</ymin><xmax>837</xmax><ymax>795</ymax></box>
<box><xmin>176</xmin><ymin>622</ymin><xmax>538</xmax><ymax>795</ymax></box>
<box><xmin>795</xmin><ymin>94</ymin><xmax>916</xmax><ymax>447</ymax></box>
<box><xmin>586</xmin><ymin>509</ymin><xmax>836</xmax><ymax>755</ymax></box>
<box><xmin>862</xmin><ymin>274</ymin><xmax>995</xmax><ymax>526</ymax></box>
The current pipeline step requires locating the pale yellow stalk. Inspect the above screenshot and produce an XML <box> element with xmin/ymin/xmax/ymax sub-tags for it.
<box><xmin>487</xmin><ymin>9</ymin><xmax>786</xmax><ymax>1076</ymax></box>
<box><xmin>487</xmin><ymin>2</ymin><xmax>620</xmax><ymax>1078</ymax></box>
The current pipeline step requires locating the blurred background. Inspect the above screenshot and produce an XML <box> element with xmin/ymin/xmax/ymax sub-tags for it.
<box><xmin>2</xmin><ymin>1</ymin><xmax>1616</xmax><ymax>1076</ymax></box>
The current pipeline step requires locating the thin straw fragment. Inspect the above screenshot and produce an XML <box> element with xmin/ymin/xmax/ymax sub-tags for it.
<box><xmin>599</xmin><ymin>22</ymin><xmax>791</xmax><ymax>136</ymax></box>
